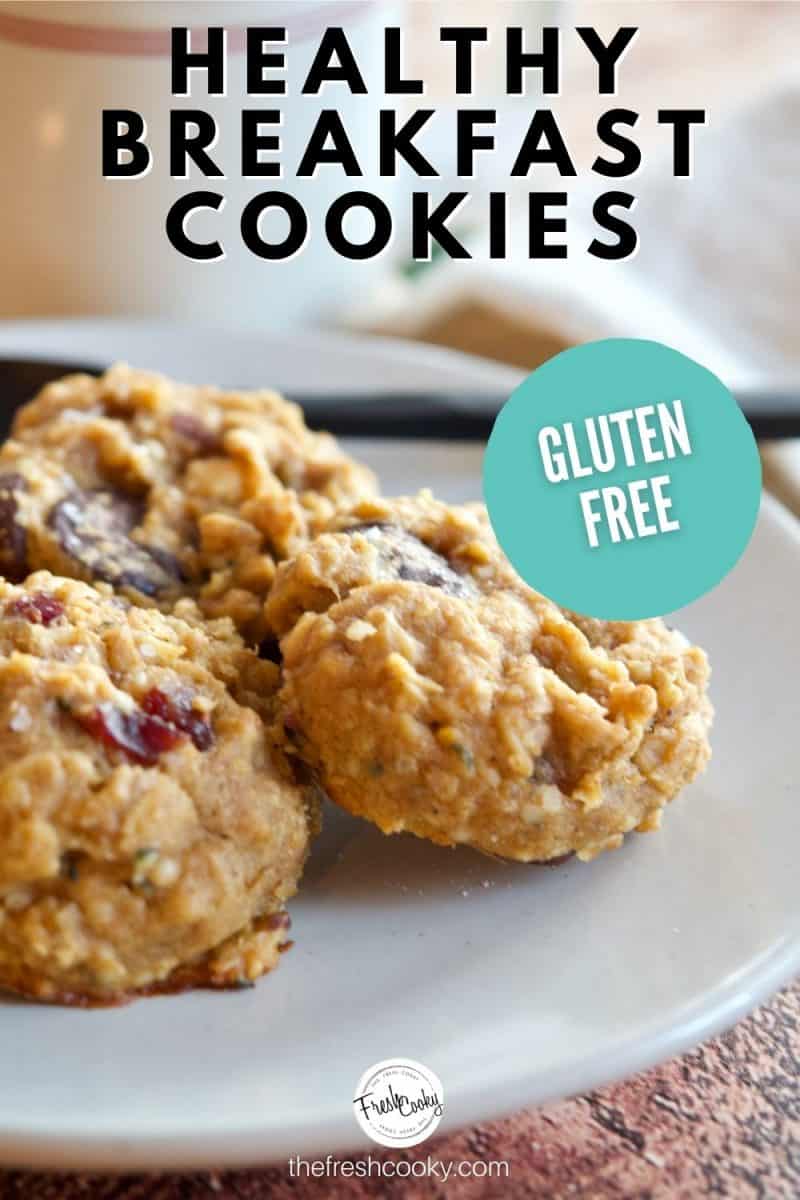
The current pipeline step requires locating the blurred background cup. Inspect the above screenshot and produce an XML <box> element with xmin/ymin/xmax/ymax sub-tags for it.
<box><xmin>0</xmin><ymin>0</ymin><xmax>403</xmax><ymax>327</ymax></box>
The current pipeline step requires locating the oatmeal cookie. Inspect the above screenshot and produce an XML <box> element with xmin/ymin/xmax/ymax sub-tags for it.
<box><xmin>266</xmin><ymin>493</ymin><xmax>712</xmax><ymax>863</ymax></box>
<box><xmin>0</xmin><ymin>571</ymin><xmax>318</xmax><ymax>1005</ymax></box>
<box><xmin>0</xmin><ymin>364</ymin><xmax>375</xmax><ymax>641</ymax></box>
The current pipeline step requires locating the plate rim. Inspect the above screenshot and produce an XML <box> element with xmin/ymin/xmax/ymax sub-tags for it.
<box><xmin>0</xmin><ymin>316</ymin><xmax>524</xmax><ymax>394</ymax></box>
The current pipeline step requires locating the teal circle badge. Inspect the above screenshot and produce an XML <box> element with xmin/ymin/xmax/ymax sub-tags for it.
<box><xmin>483</xmin><ymin>339</ymin><xmax>761</xmax><ymax>620</ymax></box>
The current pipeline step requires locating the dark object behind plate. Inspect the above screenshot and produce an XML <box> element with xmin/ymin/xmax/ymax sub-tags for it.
<box><xmin>1</xmin><ymin>357</ymin><xmax>798</xmax><ymax>441</ymax></box>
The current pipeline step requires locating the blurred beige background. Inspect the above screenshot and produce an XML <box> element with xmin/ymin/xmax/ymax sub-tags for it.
<box><xmin>363</xmin><ymin>2</ymin><xmax>800</xmax><ymax>373</ymax></box>
<box><xmin>411</xmin><ymin>1</ymin><xmax>799</xmax><ymax>143</ymax></box>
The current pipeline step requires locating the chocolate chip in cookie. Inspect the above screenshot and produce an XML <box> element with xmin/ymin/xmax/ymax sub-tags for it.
<box><xmin>348</xmin><ymin>523</ymin><xmax>477</xmax><ymax>599</ymax></box>
<box><xmin>49</xmin><ymin>489</ymin><xmax>182</xmax><ymax>598</ymax></box>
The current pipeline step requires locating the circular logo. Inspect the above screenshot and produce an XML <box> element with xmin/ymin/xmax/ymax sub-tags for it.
<box><xmin>483</xmin><ymin>338</ymin><xmax>761</xmax><ymax>620</ymax></box>
<box><xmin>353</xmin><ymin>1058</ymin><xmax>444</xmax><ymax>1147</ymax></box>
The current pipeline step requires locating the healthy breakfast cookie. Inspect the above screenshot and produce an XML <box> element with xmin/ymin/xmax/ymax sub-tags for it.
<box><xmin>0</xmin><ymin>364</ymin><xmax>375</xmax><ymax>642</ymax></box>
<box><xmin>0</xmin><ymin>571</ymin><xmax>318</xmax><ymax>1005</ymax></box>
<box><xmin>266</xmin><ymin>493</ymin><xmax>712</xmax><ymax>863</ymax></box>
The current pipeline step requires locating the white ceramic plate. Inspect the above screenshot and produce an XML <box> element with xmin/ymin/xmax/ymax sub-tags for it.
<box><xmin>0</xmin><ymin>320</ymin><xmax>798</xmax><ymax>1172</ymax></box>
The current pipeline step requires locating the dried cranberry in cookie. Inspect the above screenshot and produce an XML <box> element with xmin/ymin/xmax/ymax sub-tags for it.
<box><xmin>268</xmin><ymin>492</ymin><xmax>713</xmax><ymax>864</ymax></box>
<box><xmin>0</xmin><ymin>571</ymin><xmax>318</xmax><ymax>1005</ymax></box>
<box><xmin>6</xmin><ymin>591</ymin><xmax>65</xmax><ymax>625</ymax></box>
